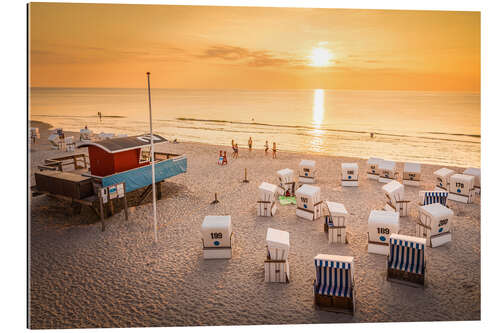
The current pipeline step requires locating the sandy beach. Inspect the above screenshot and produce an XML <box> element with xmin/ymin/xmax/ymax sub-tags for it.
<box><xmin>29</xmin><ymin>121</ymin><xmax>480</xmax><ymax>328</ymax></box>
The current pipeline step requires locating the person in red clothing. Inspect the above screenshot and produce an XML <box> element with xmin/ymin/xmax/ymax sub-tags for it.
<box><xmin>222</xmin><ymin>151</ymin><xmax>228</xmax><ymax>165</ymax></box>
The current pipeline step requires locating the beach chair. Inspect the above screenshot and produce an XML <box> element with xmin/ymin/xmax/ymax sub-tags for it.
<box><xmin>64</xmin><ymin>136</ymin><xmax>76</xmax><ymax>152</ymax></box>
<box><xmin>265</xmin><ymin>228</ymin><xmax>290</xmax><ymax>283</ymax></box>
<box><xmin>48</xmin><ymin>134</ymin><xmax>60</xmax><ymax>150</ymax></box>
<box><xmin>277</xmin><ymin>168</ymin><xmax>295</xmax><ymax>196</ymax></box>
<box><xmin>448</xmin><ymin>174</ymin><xmax>475</xmax><ymax>203</ymax></box>
<box><xmin>387</xmin><ymin>234</ymin><xmax>426</xmax><ymax>287</ymax></box>
<box><xmin>257</xmin><ymin>182</ymin><xmax>279</xmax><ymax>217</ymax></box>
<box><xmin>201</xmin><ymin>216</ymin><xmax>233</xmax><ymax>259</ymax></box>
<box><xmin>382</xmin><ymin>180</ymin><xmax>409</xmax><ymax>217</ymax></box>
<box><xmin>313</xmin><ymin>254</ymin><xmax>355</xmax><ymax>314</ymax></box>
<box><xmin>295</xmin><ymin>184</ymin><xmax>322</xmax><ymax>221</ymax></box>
<box><xmin>299</xmin><ymin>160</ymin><xmax>316</xmax><ymax>184</ymax></box>
<box><xmin>368</xmin><ymin>210</ymin><xmax>400</xmax><ymax>255</ymax></box>
<box><xmin>29</xmin><ymin>127</ymin><xmax>40</xmax><ymax>143</ymax></box>
<box><xmin>403</xmin><ymin>162</ymin><xmax>421</xmax><ymax>186</ymax></box>
<box><xmin>79</xmin><ymin>128</ymin><xmax>92</xmax><ymax>143</ymax></box>
<box><xmin>324</xmin><ymin>201</ymin><xmax>348</xmax><ymax>243</ymax></box>
<box><xmin>417</xmin><ymin>203</ymin><xmax>453</xmax><ymax>247</ymax></box>
<box><xmin>378</xmin><ymin>160</ymin><xmax>397</xmax><ymax>183</ymax></box>
<box><xmin>367</xmin><ymin>157</ymin><xmax>384</xmax><ymax>180</ymax></box>
<box><xmin>341</xmin><ymin>163</ymin><xmax>359</xmax><ymax>186</ymax></box>
<box><xmin>433</xmin><ymin>167</ymin><xmax>455</xmax><ymax>191</ymax></box>
<box><xmin>463</xmin><ymin>167</ymin><xmax>480</xmax><ymax>195</ymax></box>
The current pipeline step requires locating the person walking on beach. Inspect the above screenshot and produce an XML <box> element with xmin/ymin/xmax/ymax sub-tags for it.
<box><xmin>231</xmin><ymin>139</ymin><xmax>235</xmax><ymax>149</ymax></box>
<box><xmin>248</xmin><ymin>137</ymin><xmax>253</xmax><ymax>153</ymax></box>
<box><xmin>98</xmin><ymin>112</ymin><xmax>102</xmax><ymax>122</ymax></box>
<box><xmin>232</xmin><ymin>143</ymin><xmax>239</xmax><ymax>159</ymax></box>
<box><xmin>272</xmin><ymin>142</ymin><xmax>277</xmax><ymax>159</ymax></box>
<box><xmin>264</xmin><ymin>140</ymin><xmax>269</xmax><ymax>155</ymax></box>
<box><xmin>222</xmin><ymin>151</ymin><xmax>228</xmax><ymax>165</ymax></box>
<box><xmin>218</xmin><ymin>150</ymin><xmax>223</xmax><ymax>165</ymax></box>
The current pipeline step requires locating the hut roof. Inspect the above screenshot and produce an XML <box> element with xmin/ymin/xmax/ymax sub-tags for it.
<box><xmin>77</xmin><ymin>134</ymin><xmax>167</xmax><ymax>154</ymax></box>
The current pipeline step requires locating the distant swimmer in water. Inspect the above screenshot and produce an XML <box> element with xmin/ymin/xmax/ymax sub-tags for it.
<box><xmin>370</xmin><ymin>132</ymin><xmax>374</xmax><ymax>138</ymax></box>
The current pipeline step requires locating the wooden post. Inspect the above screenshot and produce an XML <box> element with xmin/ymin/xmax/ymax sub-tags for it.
<box><xmin>123</xmin><ymin>182</ymin><xmax>128</xmax><ymax>221</ymax></box>
<box><xmin>243</xmin><ymin>168</ymin><xmax>249</xmax><ymax>183</ymax></box>
<box><xmin>98</xmin><ymin>191</ymin><xmax>105</xmax><ymax>232</ymax></box>
<box><xmin>211</xmin><ymin>192</ymin><xmax>219</xmax><ymax>204</ymax></box>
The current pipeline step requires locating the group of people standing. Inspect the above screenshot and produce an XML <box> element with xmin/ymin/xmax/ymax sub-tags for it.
<box><xmin>231</xmin><ymin>137</ymin><xmax>277</xmax><ymax>159</ymax></box>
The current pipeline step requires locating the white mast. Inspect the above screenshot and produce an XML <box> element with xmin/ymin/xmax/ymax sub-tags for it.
<box><xmin>146</xmin><ymin>72</ymin><xmax>158</xmax><ymax>243</ymax></box>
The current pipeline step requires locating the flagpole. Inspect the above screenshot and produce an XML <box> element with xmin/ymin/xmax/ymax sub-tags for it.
<box><xmin>146</xmin><ymin>72</ymin><xmax>158</xmax><ymax>243</ymax></box>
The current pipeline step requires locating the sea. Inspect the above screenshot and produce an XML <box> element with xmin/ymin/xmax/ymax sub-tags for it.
<box><xmin>29</xmin><ymin>88</ymin><xmax>480</xmax><ymax>168</ymax></box>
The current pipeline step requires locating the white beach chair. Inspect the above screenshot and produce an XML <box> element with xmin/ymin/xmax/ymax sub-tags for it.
<box><xmin>324</xmin><ymin>201</ymin><xmax>348</xmax><ymax>243</ymax></box>
<box><xmin>417</xmin><ymin>203</ymin><xmax>453</xmax><ymax>247</ymax></box>
<box><xmin>387</xmin><ymin>234</ymin><xmax>426</xmax><ymax>287</ymax></box>
<box><xmin>378</xmin><ymin>160</ymin><xmax>397</xmax><ymax>183</ymax></box>
<box><xmin>47</xmin><ymin>134</ymin><xmax>60</xmax><ymax>150</ymax></box>
<box><xmin>295</xmin><ymin>184</ymin><xmax>322</xmax><ymax>221</ymax></box>
<box><xmin>367</xmin><ymin>157</ymin><xmax>384</xmax><ymax>180</ymax></box>
<box><xmin>299</xmin><ymin>160</ymin><xmax>316</xmax><ymax>184</ymax></box>
<box><xmin>403</xmin><ymin>162</ymin><xmax>421</xmax><ymax>186</ymax></box>
<box><xmin>264</xmin><ymin>228</ymin><xmax>290</xmax><ymax>283</ymax></box>
<box><xmin>463</xmin><ymin>167</ymin><xmax>480</xmax><ymax>195</ymax></box>
<box><xmin>201</xmin><ymin>216</ymin><xmax>233</xmax><ymax>259</ymax></box>
<box><xmin>382</xmin><ymin>180</ymin><xmax>409</xmax><ymax>217</ymax></box>
<box><xmin>29</xmin><ymin>127</ymin><xmax>40</xmax><ymax>143</ymax></box>
<box><xmin>367</xmin><ymin>210</ymin><xmax>400</xmax><ymax>255</ymax></box>
<box><xmin>277</xmin><ymin>168</ymin><xmax>296</xmax><ymax>196</ymax></box>
<box><xmin>448</xmin><ymin>174</ymin><xmax>475</xmax><ymax>203</ymax></box>
<box><xmin>64</xmin><ymin>136</ymin><xmax>76</xmax><ymax>152</ymax></box>
<box><xmin>433</xmin><ymin>167</ymin><xmax>455</xmax><ymax>191</ymax></box>
<box><xmin>98</xmin><ymin>132</ymin><xmax>115</xmax><ymax>140</ymax></box>
<box><xmin>79</xmin><ymin>128</ymin><xmax>92</xmax><ymax>143</ymax></box>
<box><xmin>313</xmin><ymin>254</ymin><xmax>355</xmax><ymax>314</ymax></box>
<box><xmin>341</xmin><ymin>163</ymin><xmax>359</xmax><ymax>186</ymax></box>
<box><xmin>257</xmin><ymin>182</ymin><xmax>279</xmax><ymax>217</ymax></box>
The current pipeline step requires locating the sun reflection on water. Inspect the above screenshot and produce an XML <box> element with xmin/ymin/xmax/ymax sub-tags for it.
<box><xmin>310</xmin><ymin>89</ymin><xmax>325</xmax><ymax>152</ymax></box>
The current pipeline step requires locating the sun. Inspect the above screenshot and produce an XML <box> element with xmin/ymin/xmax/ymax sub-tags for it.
<box><xmin>309</xmin><ymin>47</ymin><xmax>334</xmax><ymax>67</ymax></box>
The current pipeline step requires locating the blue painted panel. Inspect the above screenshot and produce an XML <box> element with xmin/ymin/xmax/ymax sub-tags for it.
<box><xmin>102</xmin><ymin>156</ymin><xmax>187</xmax><ymax>192</ymax></box>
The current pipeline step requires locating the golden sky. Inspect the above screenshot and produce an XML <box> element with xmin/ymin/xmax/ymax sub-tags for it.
<box><xmin>29</xmin><ymin>3</ymin><xmax>480</xmax><ymax>91</ymax></box>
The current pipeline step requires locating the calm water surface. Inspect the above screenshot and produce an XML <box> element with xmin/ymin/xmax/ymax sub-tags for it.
<box><xmin>29</xmin><ymin>88</ymin><xmax>480</xmax><ymax>167</ymax></box>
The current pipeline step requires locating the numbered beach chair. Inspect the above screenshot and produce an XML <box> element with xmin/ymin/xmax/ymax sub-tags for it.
<box><xmin>418</xmin><ymin>190</ymin><xmax>449</xmax><ymax>206</ymax></box>
<box><xmin>341</xmin><ymin>163</ymin><xmax>359</xmax><ymax>186</ymax></box>
<box><xmin>434</xmin><ymin>167</ymin><xmax>455</xmax><ymax>191</ymax></box>
<box><xmin>299</xmin><ymin>160</ymin><xmax>316</xmax><ymax>184</ymax></box>
<box><xmin>324</xmin><ymin>201</ymin><xmax>348</xmax><ymax>243</ymax></box>
<box><xmin>201</xmin><ymin>216</ymin><xmax>233</xmax><ymax>259</ymax></box>
<box><xmin>378</xmin><ymin>160</ymin><xmax>397</xmax><ymax>183</ymax></box>
<box><xmin>463</xmin><ymin>167</ymin><xmax>480</xmax><ymax>195</ymax></box>
<box><xmin>368</xmin><ymin>210</ymin><xmax>400</xmax><ymax>255</ymax></box>
<box><xmin>448</xmin><ymin>174</ymin><xmax>475</xmax><ymax>203</ymax></box>
<box><xmin>257</xmin><ymin>182</ymin><xmax>279</xmax><ymax>217</ymax></box>
<box><xmin>295</xmin><ymin>184</ymin><xmax>322</xmax><ymax>221</ymax></box>
<box><xmin>277</xmin><ymin>168</ymin><xmax>296</xmax><ymax>196</ymax></box>
<box><xmin>403</xmin><ymin>162</ymin><xmax>421</xmax><ymax>186</ymax></box>
<box><xmin>387</xmin><ymin>234</ymin><xmax>426</xmax><ymax>287</ymax></box>
<box><xmin>313</xmin><ymin>254</ymin><xmax>355</xmax><ymax>314</ymax></box>
<box><xmin>264</xmin><ymin>228</ymin><xmax>290</xmax><ymax>283</ymax></box>
<box><xmin>367</xmin><ymin>157</ymin><xmax>384</xmax><ymax>180</ymax></box>
<box><xmin>417</xmin><ymin>203</ymin><xmax>453</xmax><ymax>247</ymax></box>
<box><xmin>382</xmin><ymin>180</ymin><xmax>409</xmax><ymax>217</ymax></box>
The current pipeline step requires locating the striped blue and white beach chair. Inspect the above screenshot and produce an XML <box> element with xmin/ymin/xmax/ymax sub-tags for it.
<box><xmin>387</xmin><ymin>234</ymin><xmax>426</xmax><ymax>286</ymax></box>
<box><xmin>419</xmin><ymin>190</ymin><xmax>449</xmax><ymax>206</ymax></box>
<box><xmin>313</xmin><ymin>254</ymin><xmax>355</xmax><ymax>314</ymax></box>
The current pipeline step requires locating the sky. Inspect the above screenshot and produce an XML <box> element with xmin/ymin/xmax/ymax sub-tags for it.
<box><xmin>29</xmin><ymin>3</ymin><xmax>480</xmax><ymax>91</ymax></box>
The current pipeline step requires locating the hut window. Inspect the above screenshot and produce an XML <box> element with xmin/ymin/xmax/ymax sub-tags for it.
<box><xmin>140</xmin><ymin>147</ymin><xmax>151</xmax><ymax>163</ymax></box>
